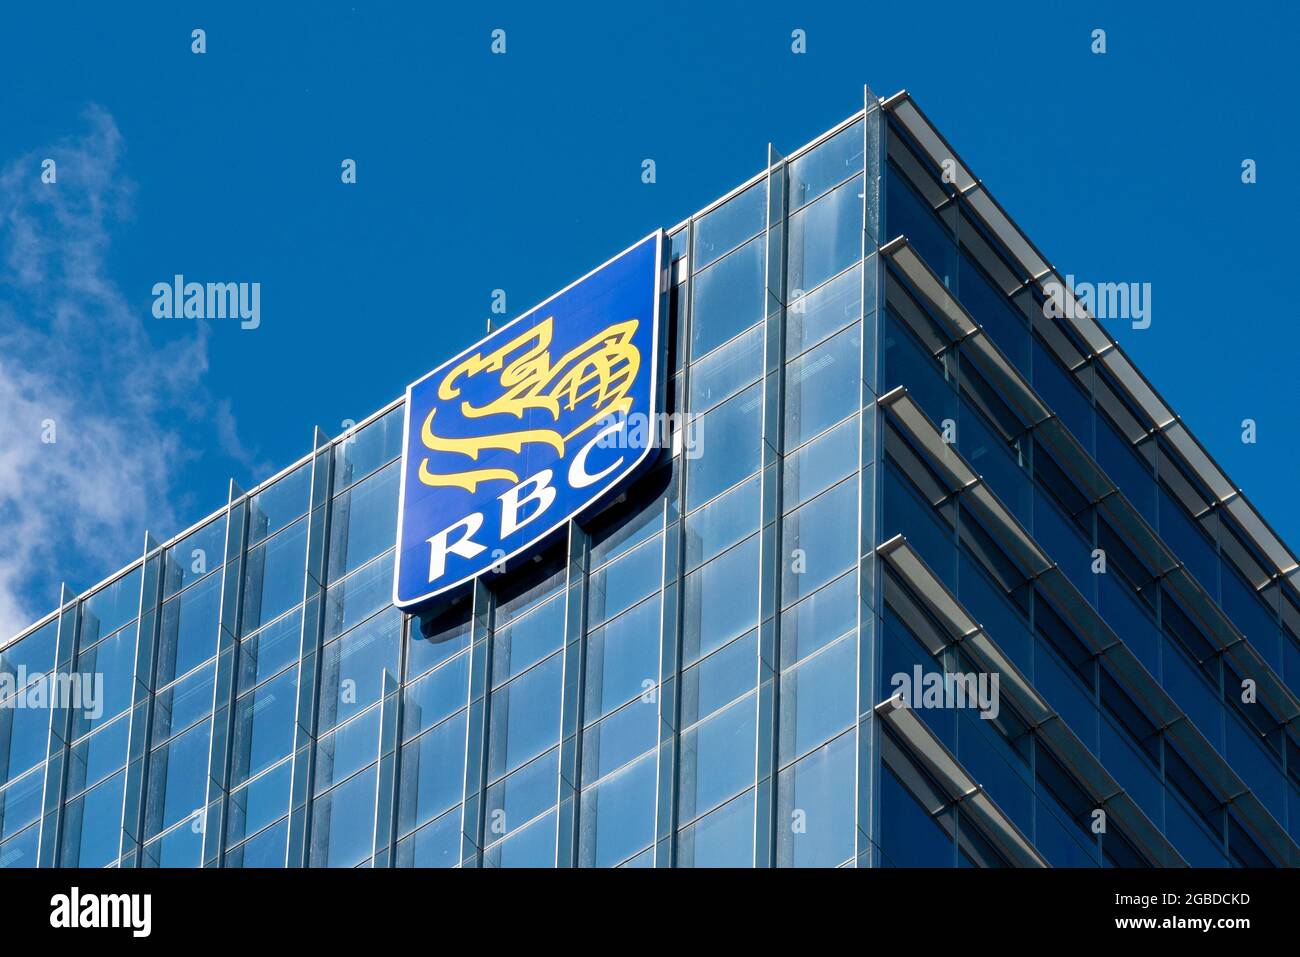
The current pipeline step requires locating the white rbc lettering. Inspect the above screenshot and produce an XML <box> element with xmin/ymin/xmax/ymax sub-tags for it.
<box><xmin>498</xmin><ymin>469</ymin><xmax>556</xmax><ymax>538</ymax></box>
<box><xmin>570</xmin><ymin>421</ymin><xmax>626</xmax><ymax>488</ymax></box>
<box><xmin>427</xmin><ymin>513</ymin><xmax>487</xmax><ymax>581</ymax></box>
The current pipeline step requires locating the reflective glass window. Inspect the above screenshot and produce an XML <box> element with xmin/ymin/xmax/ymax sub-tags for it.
<box><xmin>787</xmin><ymin>175</ymin><xmax>863</xmax><ymax>296</ymax></box>
<box><xmin>247</xmin><ymin>463</ymin><xmax>311</xmax><ymax>547</ymax></box>
<box><xmin>686</xmin><ymin>383</ymin><xmax>761</xmax><ymax>511</ymax></box>
<box><xmin>692</xmin><ymin>182</ymin><xmax>766</xmax><ymax>272</ymax></box>
<box><xmin>691</xmin><ymin>237</ymin><xmax>765</xmax><ymax>360</ymax></box>
<box><xmin>784</xmin><ymin>323</ymin><xmax>860</xmax><ymax>451</ymax></box>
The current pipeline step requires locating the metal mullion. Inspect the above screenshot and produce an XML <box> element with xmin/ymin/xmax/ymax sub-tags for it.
<box><xmin>372</xmin><ymin>654</ymin><xmax>401</xmax><ymax>867</ymax></box>
<box><xmin>197</xmin><ymin>479</ymin><xmax>248</xmax><ymax>868</ymax></box>
<box><xmin>753</xmin><ymin>142</ymin><xmax>788</xmax><ymax>867</ymax></box>
<box><xmin>459</xmin><ymin>577</ymin><xmax>494</xmax><ymax>866</ymax></box>
<box><xmin>556</xmin><ymin>520</ymin><xmax>590</xmax><ymax>866</ymax></box>
<box><xmin>35</xmin><ymin>584</ymin><xmax>80</xmax><ymax>867</ymax></box>
<box><xmin>285</xmin><ymin>427</ymin><xmax>335</xmax><ymax>867</ymax></box>
<box><xmin>118</xmin><ymin>532</ymin><xmax>165</xmax><ymax>867</ymax></box>
<box><xmin>654</xmin><ymin>221</ymin><xmax>691</xmax><ymax>868</ymax></box>
<box><xmin>856</xmin><ymin>84</ymin><xmax>886</xmax><ymax>868</ymax></box>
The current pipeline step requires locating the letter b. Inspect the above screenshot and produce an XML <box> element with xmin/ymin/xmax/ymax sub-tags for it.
<box><xmin>499</xmin><ymin>470</ymin><xmax>556</xmax><ymax>538</ymax></box>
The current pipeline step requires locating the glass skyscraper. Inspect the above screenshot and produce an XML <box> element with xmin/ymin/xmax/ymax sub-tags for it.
<box><xmin>2</xmin><ymin>86</ymin><xmax>1298</xmax><ymax>869</ymax></box>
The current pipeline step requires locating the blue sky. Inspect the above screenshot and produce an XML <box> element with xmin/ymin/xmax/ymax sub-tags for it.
<box><xmin>1</xmin><ymin>0</ymin><xmax>1297</xmax><ymax>634</ymax></box>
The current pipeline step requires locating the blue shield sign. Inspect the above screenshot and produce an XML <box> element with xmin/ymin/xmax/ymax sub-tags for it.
<box><xmin>394</xmin><ymin>231</ymin><xmax>664</xmax><ymax>609</ymax></box>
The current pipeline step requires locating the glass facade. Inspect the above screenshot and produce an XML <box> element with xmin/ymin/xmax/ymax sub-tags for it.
<box><xmin>2</xmin><ymin>88</ymin><xmax>1297</xmax><ymax>869</ymax></box>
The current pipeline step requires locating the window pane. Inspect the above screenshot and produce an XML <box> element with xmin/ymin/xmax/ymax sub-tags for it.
<box><xmin>492</xmin><ymin>594</ymin><xmax>564</xmax><ymax>687</ymax></box>
<box><xmin>692</xmin><ymin>182</ymin><xmax>765</xmax><ymax>272</ymax></box>
<box><xmin>790</xmin><ymin>120</ymin><xmax>864</xmax><ymax>211</ymax></box>
<box><xmin>142</xmin><ymin>819</ymin><xmax>204</xmax><ymax>868</ymax></box>
<box><xmin>787</xmin><ymin>175</ymin><xmax>862</xmax><ymax>296</ymax></box>
<box><xmin>580</xmin><ymin>697</ymin><xmax>657</xmax><ymax>782</ymax></box>
<box><xmin>691</xmin><ymin>237</ymin><xmax>765</xmax><ymax>360</ymax></box>
<box><xmin>778</xmin><ymin>636</ymin><xmax>856</xmax><ymax>765</ymax></box>
<box><xmin>394</xmin><ymin>808</ymin><xmax>461</xmax><ymax>868</ymax></box>
<box><xmin>588</xmin><ymin>536</ymin><xmax>661</xmax><ymax>628</ymax></box>
<box><xmin>152</xmin><ymin>662</ymin><xmax>214</xmax><ymax>744</ymax></box>
<box><xmin>157</xmin><ymin>569</ymin><xmax>222</xmax><ymax>687</ymax></box>
<box><xmin>226</xmin><ymin>759</ymin><xmax>291</xmax><ymax>849</ymax></box>
<box><xmin>238</xmin><ymin>607</ymin><xmax>302</xmax><ymax>694</ymax></box>
<box><xmin>682</xmin><ymin>536</ymin><xmax>759</xmax><ymax>663</ymax></box>
<box><xmin>397</xmin><ymin>710</ymin><xmax>468</xmax><ymax>836</ymax></box>
<box><xmin>784</xmin><ymin>324</ymin><xmax>860</xmax><ymax>451</ymax></box>
<box><xmin>879</xmin><ymin>762</ymin><xmax>952</xmax><ymax>867</ymax></box>
<box><xmin>242</xmin><ymin>518</ymin><xmax>308</xmax><ymax>634</ymax></box>
<box><xmin>0</xmin><ymin>620</ymin><xmax>57</xmax><ymax>690</ymax></box>
<box><xmin>677</xmin><ymin>790</ymin><xmax>754</xmax><ymax>867</ymax></box>
<box><xmin>0</xmin><ymin>677</ymin><xmax>53</xmax><ymax>786</ymax></box>
<box><xmin>0</xmin><ymin>767</ymin><xmax>44</xmax><ymax>842</ymax></box>
<box><xmin>578</xmin><ymin>751</ymin><xmax>656</xmax><ymax>867</ymax></box>
<box><xmin>584</xmin><ymin>594</ymin><xmax>660</xmax><ymax>723</ymax></box>
<box><xmin>322</xmin><ymin>553</ymin><xmax>392</xmax><ymax>647</ymax></box>
<box><xmin>314</xmin><ymin>706</ymin><xmax>381</xmax><ymax>795</ymax></box>
<box><xmin>776</xmin><ymin>730</ymin><xmax>855</xmax><ymax>867</ymax></box>
<box><xmin>80</xmin><ymin>568</ymin><xmax>141</xmax><ymax>647</ymax></box>
<box><xmin>681</xmin><ymin>630</ymin><xmax>756</xmax><ymax>727</ymax></box>
<box><xmin>780</xmin><ymin>572</ymin><xmax>856</xmax><ymax>668</ymax></box>
<box><xmin>247</xmin><ymin>463</ymin><xmax>311</xmax><ymax>547</ymax></box>
<box><xmin>145</xmin><ymin>719</ymin><xmax>211</xmax><ymax>839</ymax></box>
<box><xmin>402</xmin><ymin>654</ymin><xmax>469</xmax><ymax>741</ymax></box>
<box><xmin>72</xmin><ymin>625</ymin><xmax>136</xmax><ymax>738</ymax></box>
<box><xmin>781</xmin><ymin>479</ymin><xmax>857</xmax><ymax>607</ymax></box>
<box><xmin>230</xmin><ymin>666</ymin><xmax>298</xmax><ymax>788</ymax></box>
<box><xmin>785</xmin><ymin>413</ymin><xmax>858</xmax><ymax>510</ymax></box>
<box><xmin>333</xmin><ymin>406</ymin><xmax>404</xmax><ymax>491</ymax></box>
<box><xmin>0</xmin><ymin>823</ymin><xmax>39</xmax><ymax>868</ymax></box>
<box><xmin>678</xmin><ymin>693</ymin><xmax>756</xmax><ymax>822</ymax></box>
<box><xmin>60</xmin><ymin>770</ymin><xmax>125</xmax><ymax>867</ymax></box>
<box><xmin>484</xmin><ymin>748</ymin><xmax>557</xmax><ymax>843</ymax></box>
<box><xmin>227</xmin><ymin>817</ymin><xmax>289</xmax><ymax>868</ymax></box>
<box><xmin>689</xmin><ymin>322</ymin><xmax>763</xmax><ymax>414</ymax></box>
<box><xmin>309</xmin><ymin>765</ymin><xmax>378</xmax><ymax>868</ymax></box>
<box><xmin>327</xmin><ymin>460</ymin><xmax>400</xmax><ymax>583</ymax></box>
<box><xmin>787</xmin><ymin>264</ymin><xmax>861</xmax><ymax>360</ymax></box>
<box><xmin>487</xmin><ymin>652</ymin><xmax>562</xmax><ymax>781</ymax></box>
<box><xmin>163</xmin><ymin>517</ymin><xmax>226</xmax><ymax>599</ymax></box>
<box><xmin>687</xmin><ymin>383</ymin><xmax>762</xmax><ymax>512</ymax></box>
<box><xmin>318</xmin><ymin>606</ymin><xmax>402</xmax><ymax>733</ymax></box>
<box><xmin>684</xmin><ymin>474</ymin><xmax>759</xmax><ymax>571</ymax></box>
<box><xmin>482</xmin><ymin>807</ymin><xmax>556</xmax><ymax>867</ymax></box>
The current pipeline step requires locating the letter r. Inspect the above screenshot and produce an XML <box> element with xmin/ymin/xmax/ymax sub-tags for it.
<box><xmin>428</xmin><ymin>513</ymin><xmax>487</xmax><ymax>582</ymax></box>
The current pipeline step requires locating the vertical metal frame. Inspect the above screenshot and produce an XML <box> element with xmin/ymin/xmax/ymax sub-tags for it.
<box><xmin>371</xmin><ymin>658</ymin><xmax>402</xmax><ymax>867</ymax></box>
<box><xmin>653</xmin><ymin>496</ymin><xmax>685</xmax><ymax>866</ymax></box>
<box><xmin>654</xmin><ymin>227</ymin><xmax>691</xmax><ymax>868</ymax></box>
<box><xmin>199</xmin><ymin>479</ymin><xmax>248</xmax><ymax>867</ymax></box>
<box><xmin>855</xmin><ymin>83</ymin><xmax>887</xmax><ymax>867</ymax></box>
<box><xmin>556</xmin><ymin>520</ymin><xmax>590</xmax><ymax>866</ymax></box>
<box><xmin>35</xmin><ymin>584</ymin><xmax>80</xmax><ymax>868</ymax></box>
<box><xmin>286</xmin><ymin>427</ymin><xmax>335</xmax><ymax>866</ymax></box>
<box><xmin>119</xmin><ymin>532</ymin><xmax>164</xmax><ymax>867</ymax></box>
<box><xmin>459</xmin><ymin>576</ymin><xmax>494</xmax><ymax>866</ymax></box>
<box><xmin>753</xmin><ymin>143</ymin><xmax>789</xmax><ymax>867</ymax></box>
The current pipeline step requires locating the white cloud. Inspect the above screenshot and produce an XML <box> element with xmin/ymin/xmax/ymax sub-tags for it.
<box><xmin>0</xmin><ymin>107</ymin><xmax>256</xmax><ymax>641</ymax></box>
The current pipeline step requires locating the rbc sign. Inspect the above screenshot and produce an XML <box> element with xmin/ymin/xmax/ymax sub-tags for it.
<box><xmin>394</xmin><ymin>232</ymin><xmax>664</xmax><ymax>609</ymax></box>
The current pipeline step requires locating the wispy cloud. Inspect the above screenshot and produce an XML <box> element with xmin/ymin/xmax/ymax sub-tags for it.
<box><xmin>0</xmin><ymin>107</ymin><xmax>257</xmax><ymax>640</ymax></box>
